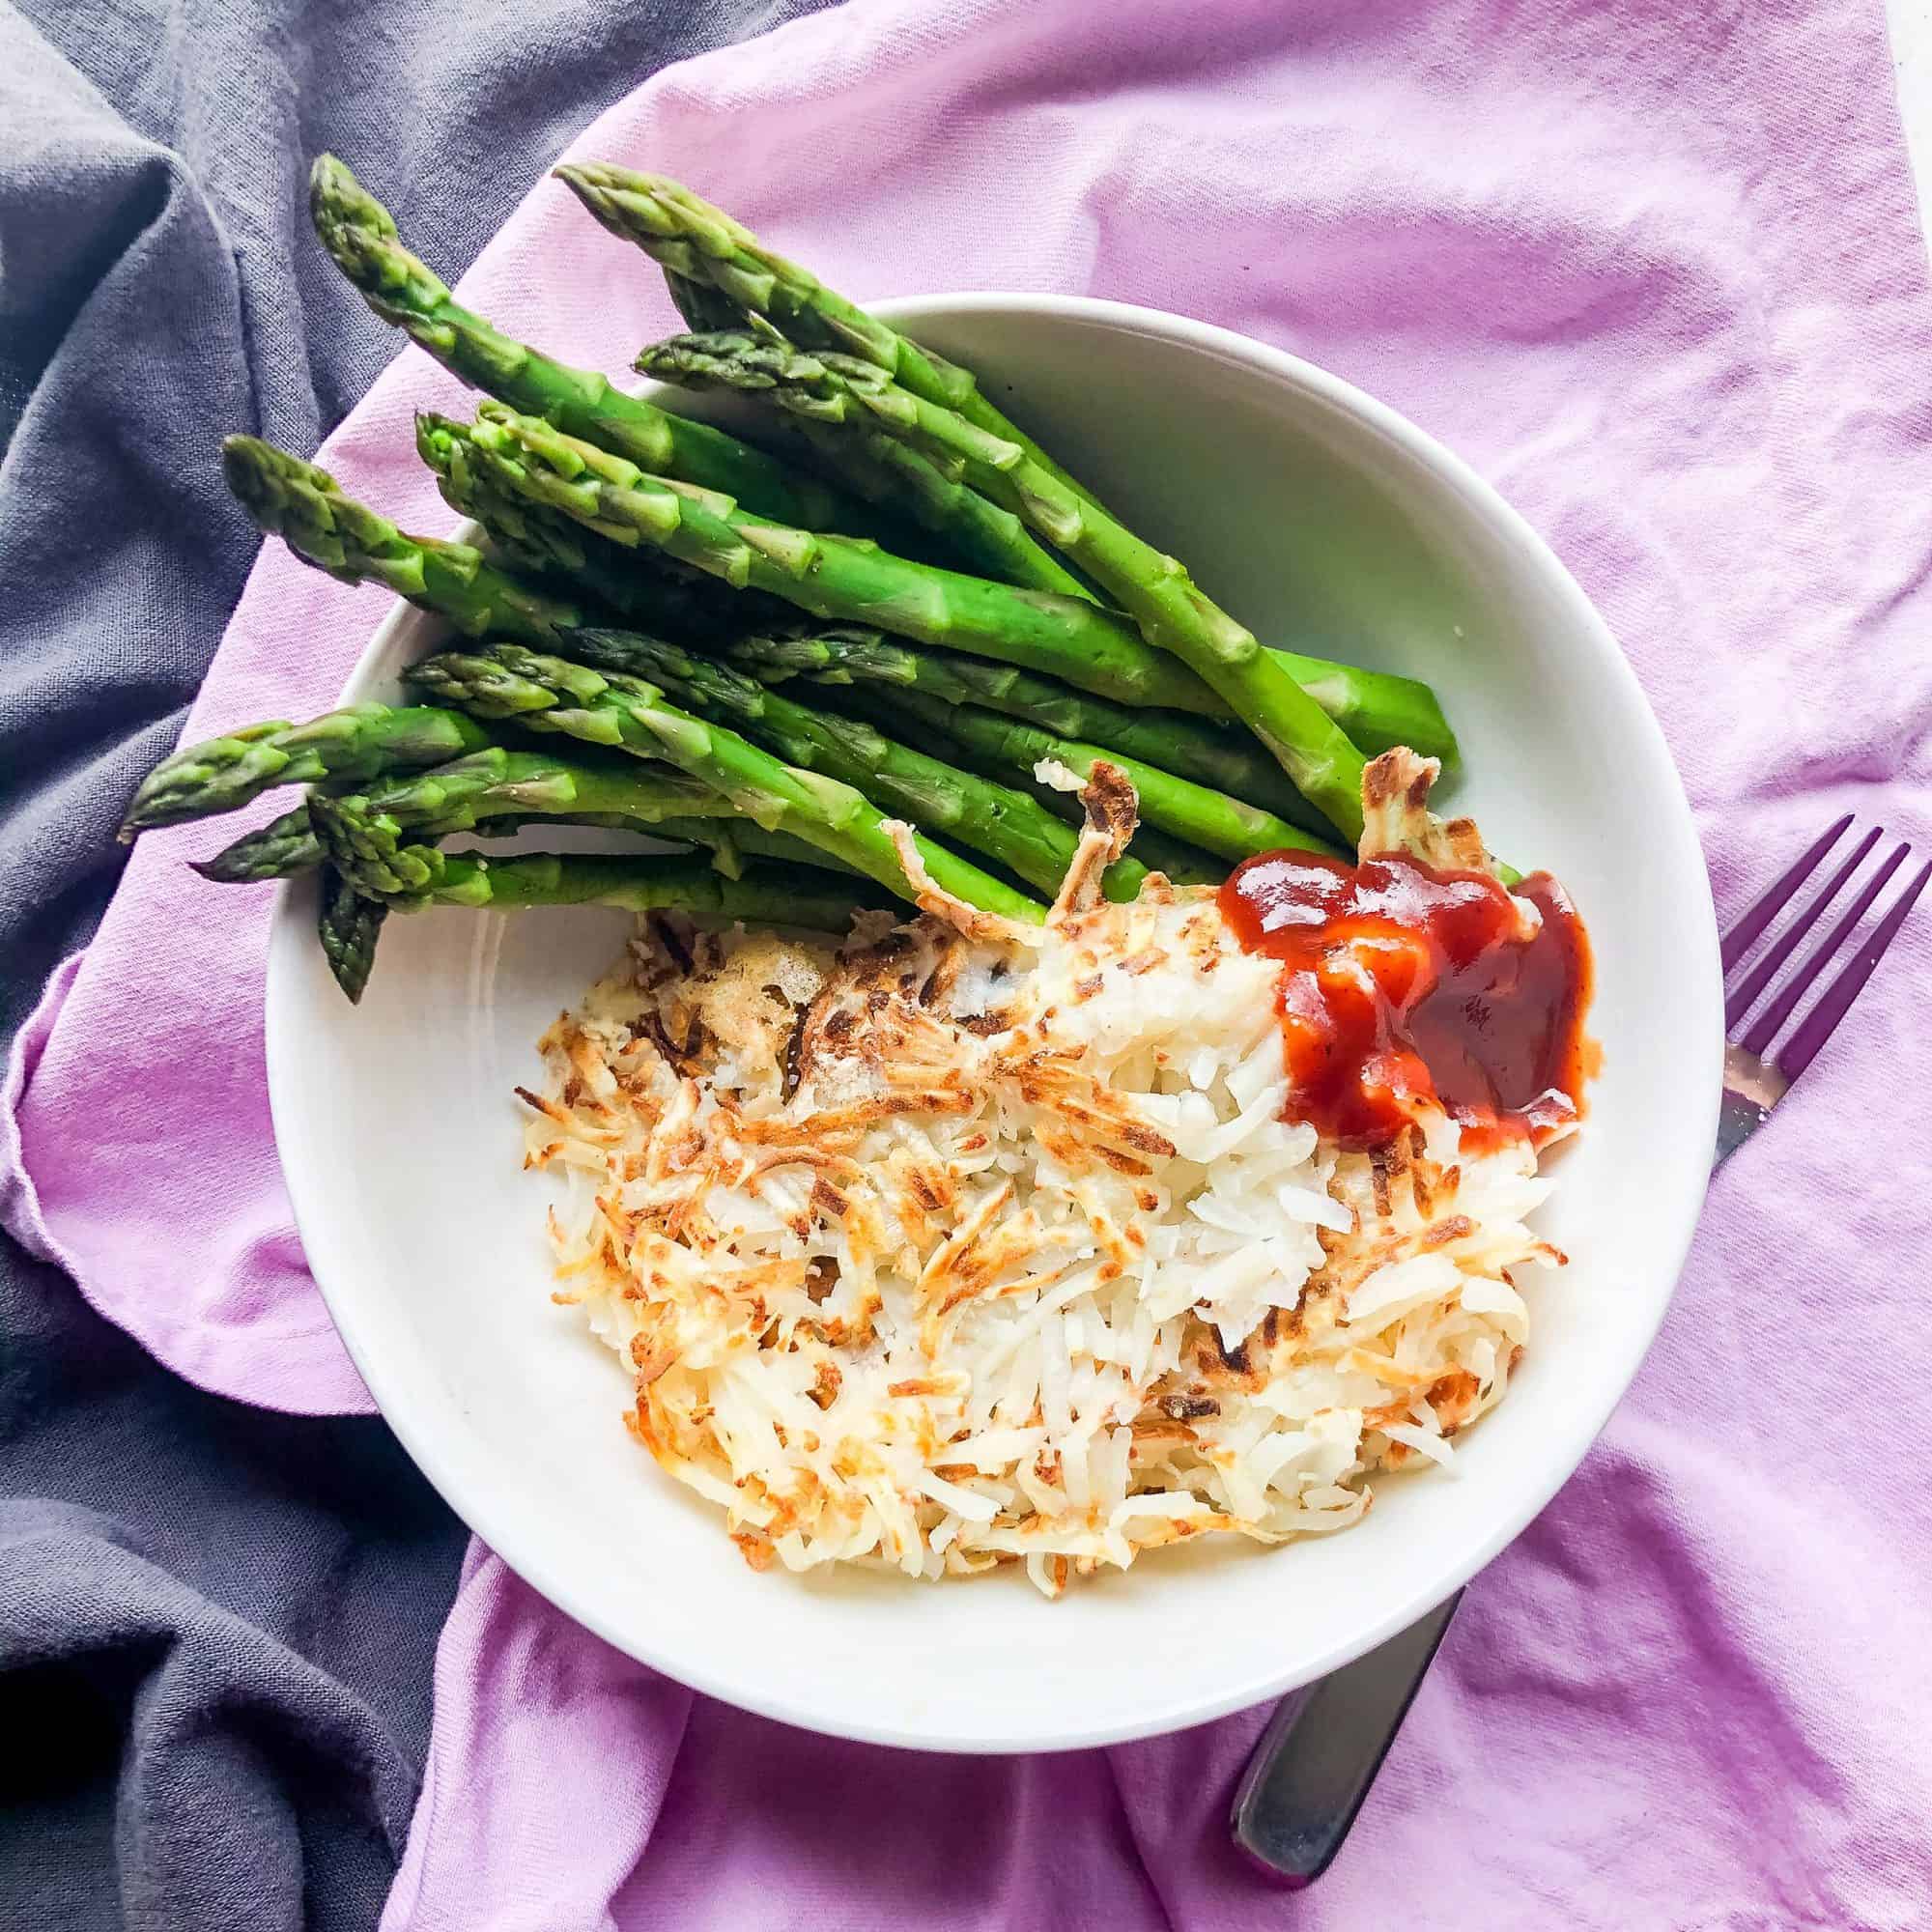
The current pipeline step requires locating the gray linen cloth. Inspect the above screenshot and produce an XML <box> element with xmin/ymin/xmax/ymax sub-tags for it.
<box><xmin>0</xmin><ymin>1</ymin><xmax>832</xmax><ymax>1924</ymax></box>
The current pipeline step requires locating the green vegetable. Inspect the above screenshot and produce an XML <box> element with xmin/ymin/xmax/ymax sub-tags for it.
<box><xmin>839</xmin><ymin>686</ymin><xmax>1332</xmax><ymax>865</ymax></box>
<box><xmin>316</xmin><ymin>833</ymin><xmax>872</xmax><ymax>929</ymax></box>
<box><xmin>636</xmin><ymin>337</ymin><xmax>1370</xmax><ymax>837</ymax></box>
<box><xmin>402</xmin><ymin>642</ymin><xmax>1049</xmax><ymax>922</ymax></box>
<box><xmin>420</xmin><ymin>406</ymin><xmax>1223</xmax><ymax>715</ymax></box>
<box><xmin>310</xmin><ymin>155</ymin><xmax>853</xmax><ymax>530</ymax></box>
<box><xmin>561</xmin><ymin>628</ymin><xmax>1186</xmax><ymax>900</ymax></box>
<box><xmin>192</xmin><ymin>805</ymin><xmax>328</xmax><ymax>882</ymax></box>
<box><xmin>723</xmin><ymin>628</ymin><xmax>1340</xmax><ymax>841</ymax></box>
<box><xmin>417</xmin><ymin>414</ymin><xmax>797</xmax><ymax>640</ymax></box>
<box><xmin>317</xmin><ymin>866</ymin><xmax>386</xmax><ymax>1003</ymax></box>
<box><xmin>649</xmin><ymin>344</ymin><xmax>1453</xmax><ymax>765</ymax></box>
<box><xmin>638</xmin><ymin>331</ymin><xmax>1094</xmax><ymax>599</ymax></box>
<box><xmin>642</xmin><ymin>817</ymin><xmax>867</xmax><ymax>879</ymax></box>
<box><xmin>222</xmin><ymin>435</ymin><xmax>587</xmax><ymax>644</ymax></box>
<box><xmin>353</xmin><ymin>743</ymin><xmax>721</xmax><ymax>830</ymax></box>
<box><xmin>124</xmin><ymin>701</ymin><xmax>493</xmax><ymax>836</ymax></box>
<box><xmin>554</xmin><ymin>163</ymin><xmax>1103</xmax><ymax>508</ymax></box>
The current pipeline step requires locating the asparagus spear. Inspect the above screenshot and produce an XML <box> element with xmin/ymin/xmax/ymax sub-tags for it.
<box><xmin>193</xmin><ymin>745</ymin><xmax>729</xmax><ymax>876</ymax></box>
<box><xmin>319</xmin><ymin>865</ymin><xmax>386</xmax><ymax>1003</ymax></box>
<box><xmin>641</xmin><ymin>817</ymin><xmax>866</xmax><ymax>879</ymax></box>
<box><xmin>622</xmin><ymin>339</ymin><xmax>1373</xmax><ymax>838</ymax></box>
<box><xmin>416</xmin><ymin>413</ymin><xmax>797</xmax><ymax>640</ymax></box>
<box><xmin>722</xmin><ymin>628</ymin><xmax>1331</xmax><ymax>838</ymax></box>
<box><xmin>184</xmin><ymin>738</ymin><xmax>720</xmax><ymax>880</ymax></box>
<box><xmin>641</xmin><ymin>340</ymin><xmax>1453</xmax><ymax>769</ymax></box>
<box><xmin>559</xmin><ymin>628</ymin><xmax>1179</xmax><ymax>900</ymax></box>
<box><xmin>554</xmin><ymin>163</ymin><xmax>1102</xmax><ymax>509</ymax></box>
<box><xmin>222</xmin><ymin>436</ymin><xmax>588</xmax><ymax>645</ymax></box>
<box><xmin>124</xmin><ymin>701</ymin><xmax>493</xmax><ymax>836</ymax></box>
<box><xmin>310</xmin><ymin>745</ymin><xmax>854</xmax><ymax>892</ymax></box>
<box><xmin>1266</xmin><ymin>650</ymin><xmax>1458</xmax><ymax>773</ymax></box>
<box><xmin>198</xmin><ymin>808</ymin><xmax>536</xmax><ymax>884</ymax></box>
<box><xmin>194</xmin><ymin>804</ymin><xmax>327</xmax><ymax>881</ymax></box>
<box><xmin>839</xmin><ymin>685</ymin><xmax>1329</xmax><ymax>866</ymax></box>
<box><xmin>980</xmin><ymin>460</ymin><xmax>1372</xmax><ymax>838</ymax></box>
<box><xmin>402</xmin><ymin>643</ymin><xmax>1048</xmax><ymax>922</ymax></box>
<box><xmin>638</xmin><ymin>333</ymin><xmax>1095</xmax><ymax>599</ymax></box>
<box><xmin>309</xmin><ymin>156</ymin><xmax>852</xmax><ymax>530</ymax></box>
<box><xmin>198</xmin><ymin>801</ymin><xmax>854</xmax><ymax>887</ymax></box>
<box><xmin>421</xmin><ymin>406</ymin><xmax>1222</xmax><ymax>716</ymax></box>
<box><xmin>316</xmin><ymin>829</ymin><xmax>871</xmax><ymax>929</ymax></box>
<box><xmin>727</xmin><ymin>627</ymin><xmax>1450</xmax><ymax>792</ymax></box>
<box><xmin>358</xmin><ymin>744</ymin><xmax>722</xmax><ymax>830</ymax></box>
<box><xmin>663</xmin><ymin>267</ymin><xmax>745</xmax><ymax>334</ymax></box>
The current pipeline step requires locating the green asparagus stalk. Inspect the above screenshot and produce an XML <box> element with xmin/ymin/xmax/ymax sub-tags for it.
<box><xmin>124</xmin><ymin>701</ymin><xmax>494</xmax><ymax>836</ymax></box>
<box><xmin>1266</xmin><ymin>651</ymin><xmax>1459</xmax><ymax>773</ymax></box>
<box><xmin>356</xmin><ymin>744</ymin><xmax>723</xmax><ymax>831</ymax></box>
<box><xmin>221</xmin><ymin>436</ymin><xmax>589</xmax><ymax>645</ymax></box>
<box><xmin>838</xmin><ymin>686</ymin><xmax>1329</xmax><ymax>865</ymax></box>
<box><xmin>314</xmin><ymin>745</ymin><xmax>853</xmax><ymax>892</ymax></box>
<box><xmin>725</xmin><ymin>626</ymin><xmax>1451</xmax><ymax>795</ymax></box>
<box><xmin>421</xmin><ymin>406</ymin><xmax>1222</xmax><ymax>716</ymax></box>
<box><xmin>638</xmin><ymin>333</ymin><xmax>1095</xmax><ymax>600</ymax></box>
<box><xmin>663</xmin><ymin>267</ymin><xmax>748</xmax><ymax>334</ymax></box>
<box><xmin>641</xmin><ymin>817</ymin><xmax>866</xmax><ymax>879</ymax></box>
<box><xmin>982</xmin><ymin>459</ymin><xmax>1370</xmax><ymax>838</ymax></box>
<box><xmin>416</xmin><ymin>413</ymin><xmax>797</xmax><ymax>640</ymax></box>
<box><xmin>198</xmin><ymin>808</ymin><xmax>541</xmax><ymax>884</ymax></box>
<box><xmin>554</xmin><ymin>163</ymin><xmax>1103</xmax><ymax>509</ymax></box>
<box><xmin>319</xmin><ymin>865</ymin><xmax>386</xmax><ymax>1003</ymax></box>
<box><xmin>637</xmin><ymin>339</ymin><xmax>1457</xmax><ymax>771</ymax></box>
<box><xmin>722</xmin><ymin>628</ymin><xmax>1331</xmax><ymax>838</ymax></box>
<box><xmin>194</xmin><ymin>805</ymin><xmax>326</xmax><ymax>881</ymax></box>
<box><xmin>198</xmin><ymin>801</ymin><xmax>853</xmax><ymax>888</ymax></box>
<box><xmin>559</xmin><ymin>628</ymin><xmax>1179</xmax><ymax>900</ymax></box>
<box><xmin>401</xmin><ymin>643</ymin><xmax>1048</xmax><ymax>922</ymax></box>
<box><xmin>309</xmin><ymin>156</ymin><xmax>853</xmax><ymax>530</ymax></box>
<box><xmin>315</xmin><ymin>827</ymin><xmax>871</xmax><ymax>929</ymax></box>
<box><xmin>623</xmin><ymin>339</ymin><xmax>1372</xmax><ymax>838</ymax></box>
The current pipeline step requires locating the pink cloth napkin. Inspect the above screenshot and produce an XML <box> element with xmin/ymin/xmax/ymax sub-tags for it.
<box><xmin>10</xmin><ymin>0</ymin><xmax>1932</xmax><ymax>1923</ymax></box>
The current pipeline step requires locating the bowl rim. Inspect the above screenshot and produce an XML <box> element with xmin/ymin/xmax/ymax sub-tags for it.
<box><xmin>266</xmin><ymin>290</ymin><xmax>1722</xmax><ymax>1751</ymax></box>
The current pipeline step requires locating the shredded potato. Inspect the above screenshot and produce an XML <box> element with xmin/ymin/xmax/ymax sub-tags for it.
<box><xmin>522</xmin><ymin>765</ymin><xmax>1564</xmax><ymax>1596</ymax></box>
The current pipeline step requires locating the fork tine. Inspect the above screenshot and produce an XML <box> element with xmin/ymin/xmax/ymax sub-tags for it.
<box><xmin>1720</xmin><ymin>813</ymin><xmax>1853</xmax><ymax>970</ymax></box>
<box><xmin>1738</xmin><ymin>842</ymin><xmax>1907</xmax><ymax>1058</ymax></box>
<box><xmin>1723</xmin><ymin>826</ymin><xmax>1883</xmax><ymax>1031</ymax></box>
<box><xmin>1773</xmin><ymin>855</ymin><xmax>1929</xmax><ymax>1082</ymax></box>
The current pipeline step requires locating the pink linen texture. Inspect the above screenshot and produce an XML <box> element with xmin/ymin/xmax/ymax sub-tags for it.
<box><xmin>6</xmin><ymin>1</ymin><xmax>1931</xmax><ymax>1925</ymax></box>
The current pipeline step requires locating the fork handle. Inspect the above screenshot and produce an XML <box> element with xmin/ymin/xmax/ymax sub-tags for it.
<box><xmin>1229</xmin><ymin>1592</ymin><xmax>1461</xmax><ymax>1885</ymax></box>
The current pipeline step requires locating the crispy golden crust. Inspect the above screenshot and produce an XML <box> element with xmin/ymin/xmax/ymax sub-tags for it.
<box><xmin>1360</xmin><ymin>747</ymin><xmax>1496</xmax><ymax>877</ymax></box>
<box><xmin>523</xmin><ymin>881</ymin><xmax>1560</xmax><ymax>1597</ymax></box>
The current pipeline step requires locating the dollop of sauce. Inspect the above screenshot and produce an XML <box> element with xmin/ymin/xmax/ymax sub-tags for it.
<box><xmin>1218</xmin><ymin>850</ymin><xmax>1594</xmax><ymax>1152</ymax></box>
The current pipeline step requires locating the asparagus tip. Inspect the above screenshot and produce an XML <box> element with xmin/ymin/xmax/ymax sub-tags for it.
<box><xmin>318</xmin><ymin>868</ymin><xmax>384</xmax><ymax>1003</ymax></box>
<box><xmin>221</xmin><ymin>434</ymin><xmax>320</xmax><ymax>526</ymax></box>
<box><xmin>309</xmin><ymin>153</ymin><xmax>451</xmax><ymax>312</ymax></box>
<box><xmin>307</xmin><ymin>153</ymin><xmax>385</xmax><ymax>230</ymax></box>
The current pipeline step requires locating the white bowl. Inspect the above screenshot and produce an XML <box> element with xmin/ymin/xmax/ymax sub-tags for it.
<box><xmin>266</xmin><ymin>296</ymin><xmax>1722</xmax><ymax>1752</ymax></box>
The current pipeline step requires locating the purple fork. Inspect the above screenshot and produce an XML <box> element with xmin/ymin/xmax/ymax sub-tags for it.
<box><xmin>1715</xmin><ymin>815</ymin><xmax>1930</xmax><ymax>1160</ymax></box>
<box><xmin>1232</xmin><ymin>817</ymin><xmax>1929</xmax><ymax>1885</ymax></box>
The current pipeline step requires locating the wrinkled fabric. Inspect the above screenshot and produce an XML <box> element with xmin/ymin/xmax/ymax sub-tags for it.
<box><xmin>0</xmin><ymin>1496</ymin><xmax>431</xmax><ymax>1932</ymax></box>
<box><xmin>0</xmin><ymin>1</ymin><xmax>832</xmax><ymax>1926</ymax></box>
<box><xmin>5</xmin><ymin>0</ymin><xmax>1932</xmax><ymax>1926</ymax></box>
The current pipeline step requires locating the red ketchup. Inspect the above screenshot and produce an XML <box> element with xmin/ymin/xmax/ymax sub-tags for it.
<box><xmin>1218</xmin><ymin>850</ymin><xmax>1595</xmax><ymax>1152</ymax></box>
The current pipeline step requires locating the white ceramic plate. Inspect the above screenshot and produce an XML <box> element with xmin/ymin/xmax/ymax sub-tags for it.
<box><xmin>267</xmin><ymin>296</ymin><xmax>1721</xmax><ymax>1752</ymax></box>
